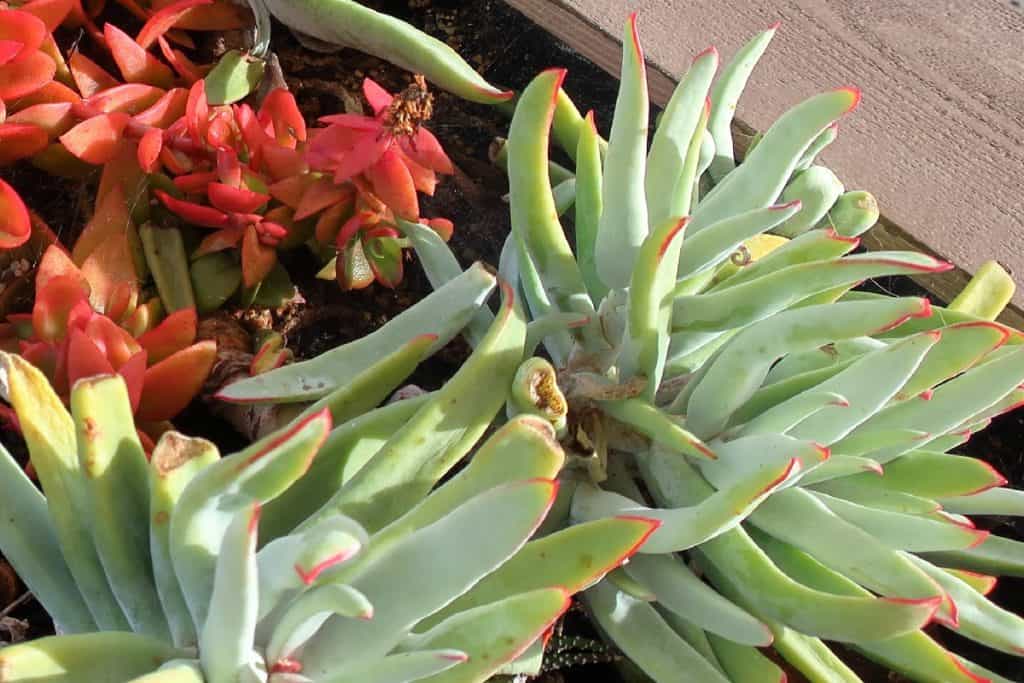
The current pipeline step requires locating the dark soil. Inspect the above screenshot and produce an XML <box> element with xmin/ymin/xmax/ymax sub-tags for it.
<box><xmin>1</xmin><ymin>1</ymin><xmax>1023</xmax><ymax>682</ymax></box>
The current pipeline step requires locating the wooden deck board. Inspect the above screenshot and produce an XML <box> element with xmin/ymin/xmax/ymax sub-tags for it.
<box><xmin>505</xmin><ymin>0</ymin><xmax>1024</xmax><ymax>323</ymax></box>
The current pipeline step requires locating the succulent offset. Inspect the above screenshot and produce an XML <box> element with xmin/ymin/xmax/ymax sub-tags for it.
<box><xmin>0</xmin><ymin>272</ymin><xmax>657</xmax><ymax>682</ymax></box>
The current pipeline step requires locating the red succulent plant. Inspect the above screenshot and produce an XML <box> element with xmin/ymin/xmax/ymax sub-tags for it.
<box><xmin>0</xmin><ymin>245</ymin><xmax>216</xmax><ymax>440</ymax></box>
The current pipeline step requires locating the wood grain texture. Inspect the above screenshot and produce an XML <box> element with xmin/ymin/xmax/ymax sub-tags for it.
<box><xmin>505</xmin><ymin>0</ymin><xmax>1024</xmax><ymax>324</ymax></box>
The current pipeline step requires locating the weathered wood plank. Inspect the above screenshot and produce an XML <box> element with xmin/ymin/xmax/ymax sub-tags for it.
<box><xmin>504</xmin><ymin>0</ymin><xmax>1024</xmax><ymax>325</ymax></box>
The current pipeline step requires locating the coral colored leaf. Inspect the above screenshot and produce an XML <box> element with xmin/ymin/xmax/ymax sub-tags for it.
<box><xmin>426</xmin><ymin>217</ymin><xmax>454</xmax><ymax>241</ymax></box>
<box><xmin>84</xmin><ymin>313</ymin><xmax>142</xmax><ymax>367</ymax></box>
<box><xmin>137</xmin><ymin>308</ymin><xmax>197</xmax><ymax>363</ymax></box>
<box><xmin>0</xmin><ymin>51</ymin><xmax>56</xmax><ymax>100</ymax></box>
<box><xmin>0</xmin><ymin>178</ymin><xmax>31</xmax><ymax>248</ymax></box>
<box><xmin>260</xmin><ymin>143</ymin><xmax>306</xmax><ymax>181</ymax></box>
<box><xmin>7</xmin><ymin>102</ymin><xmax>75</xmax><ymax>137</ymax></box>
<box><xmin>96</xmin><ymin>140</ymin><xmax>146</xmax><ymax>207</ymax></box>
<box><xmin>137</xmin><ymin>126</ymin><xmax>163</xmax><ymax>172</ymax></box>
<box><xmin>59</xmin><ymin>111</ymin><xmax>130</xmax><ymax>164</ymax></box>
<box><xmin>365</xmin><ymin>147</ymin><xmax>419</xmax><ymax>220</ymax></box>
<box><xmin>314</xmin><ymin>200</ymin><xmax>351</xmax><ymax>245</ymax></box>
<box><xmin>137</xmin><ymin>0</ymin><xmax>213</xmax><ymax>49</ymax></box>
<box><xmin>150</xmin><ymin>0</ymin><xmax>248</xmax><ymax>30</ymax></box>
<box><xmin>398</xmin><ymin>150</ymin><xmax>438</xmax><ymax>196</ymax></box>
<box><xmin>173</xmin><ymin>170</ymin><xmax>218</xmax><ymax>194</ymax></box>
<box><xmin>105</xmin><ymin>280</ymin><xmax>138</xmax><ymax>322</ymax></box>
<box><xmin>0</xmin><ymin>122</ymin><xmax>49</xmax><ymax>165</ymax></box>
<box><xmin>241</xmin><ymin>224</ymin><xmax>277</xmax><ymax>287</ymax></box>
<box><xmin>118</xmin><ymin>349</ymin><xmax>147</xmax><ymax>412</ymax></box>
<box><xmin>79</xmin><ymin>216</ymin><xmax>140</xmax><ymax>312</ymax></box>
<box><xmin>267</xmin><ymin>175</ymin><xmax>312</xmax><ymax>209</ymax></box>
<box><xmin>400</xmin><ymin>126</ymin><xmax>454</xmax><ymax>175</ymax></box>
<box><xmin>104</xmin><ymin>22</ymin><xmax>174</xmax><ymax>87</ymax></box>
<box><xmin>258</xmin><ymin>88</ymin><xmax>306</xmax><ymax>147</ymax></box>
<box><xmin>207</xmin><ymin>182</ymin><xmax>268</xmax><ymax>214</ymax></box>
<box><xmin>362</xmin><ymin>78</ymin><xmax>393</xmax><ymax>115</ymax></box>
<box><xmin>33</xmin><ymin>273</ymin><xmax>89</xmax><ymax>341</ymax></box>
<box><xmin>133</xmin><ymin>87</ymin><xmax>188</xmax><ymax>127</ymax></box>
<box><xmin>36</xmin><ymin>243</ymin><xmax>83</xmax><ymax>290</ymax></box>
<box><xmin>185</xmin><ymin>78</ymin><xmax>209</xmax><ymax>144</ymax></box>
<box><xmin>155</xmin><ymin>189</ymin><xmax>230</xmax><ymax>228</ymax></box>
<box><xmin>68</xmin><ymin>51</ymin><xmax>119</xmax><ymax>98</ymax></box>
<box><xmin>329</xmin><ymin>130</ymin><xmax>391</xmax><ymax>183</ymax></box>
<box><xmin>295</xmin><ymin>177</ymin><xmax>352</xmax><ymax>220</ymax></box>
<box><xmin>67</xmin><ymin>326</ymin><xmax>115</xmax><ymax>385</ymax></box>
<box><xmin>193</xmin><ymin>225</ymin><xmax>244</xmax><ymax>256</ymax></box>
<box><xmin>157</xmin><ymin>36</ymin><xmax>206</xmax><ymax>84</ymax></box>
<box><xmin>17</xmin><ymin>0</ymin><xmax>76</xmax><ymax>31</ymax></box>
<box><xmin>84</xmin><ymin>83</ymin><xmax>165</xmax><ymax>114</ymax></box>
<box><xmin>136</xmin><ymin>340</ymin><xmax>216</xmax><ymax>421</ymax></box>
<box><xmin>0</xmin><ymin>10</ymin><xmax>47</xmax><ymax>62</ymax></box>
<box><xmin>12</xmin><ymin>80</ymin><xmax>80</xmax><ymax>108</ymax></box>
<box><xmin>0</xmin><ymin>41</ymin><xmax>22</xmax><ymax>66</ymax></box>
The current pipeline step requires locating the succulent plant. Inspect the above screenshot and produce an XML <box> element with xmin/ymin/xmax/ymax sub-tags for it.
<box><xmin>389</xmin><ymin>15</ymin><xmax>1024</xmax><ymax>683</ymax></box>
<box><xmin>0</xmin><ymin>265</ymin><xmax>657</xmax><ymax>682</ymax></box>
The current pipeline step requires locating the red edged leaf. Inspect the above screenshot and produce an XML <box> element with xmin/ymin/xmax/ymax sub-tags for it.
<box><xmin>316</xmin><ymin>113</ymin><xmax>379</xmax><ymax>130</ymax></box>
<box><xmin>241</xmin><ymin>224</ymin><xmax>277</xmax><ymax>287</ymax></box>
<box><xmin>8</xmin><ymin>102</ymin><xmax>75</xmax><ymax>137</ymax></box>
<box><xmin>193</xmin><ymin>225</ymin><xmax>244</xmax><ymax>256</ymax></box>
<box><xmin>365</xmin><ymin>147</ymin><xmax>419</xmax><ymax>220</ymax></box>
<box><xmin>155</xmin><ymin>189</ymin><xmax>230</xmax><ymax>228</ymax></box>
<box><xmin>68</xmin><ymin>51</ymin><xmax>119</xmax><ymax>98</ymax></box>
<box><xmin>185</xmin><ymin>78</ymin><xmax>209</xmax><ymax>144</ymax></box>
<box><xmin>399</xmin><ymin>126</ymin><xmax>454</xmax><ymax>175</ymax></box>
<box><xmin>0</xmin><ymin>122</ymin><xmax>49</xmax><ymax>164</ymax></box>
<box><xmin>67</xmin><ymin>325</ymin><xmax>115</xmax><ymax>385</ymax></box>
<box><xmin>362</xmin><ymin>78</ymin><xmax>393</xmax><ymax>115</ymax></box>
<box><xmin>215</xmin><ymin>147</ymin><xmax>242</xmax><ymax>187</ymax></box>
<box><xmin>331</xmin><ymin>132</ymin><xmax>392</xmax><ymax>184</ymax></box>
<box><xmin>18</xmin><ymin>0</ymin><xmax>76</xmax><ymax>31</ymax></box>
<box><xmin>136</xmin><ymin>0</ymin><xmax>213</xmax><ymax>49</ymax></box>
<box><xmin>132</xmin><ymin>86</ymin><xmax>188</xmax><ymax>127</ymax></box>
<box><xmin>0</xmin><ymin>178</ymin><xmax>31</xmax><ymax>248</ymax></box>
<box><xmin>334</xmin><ymin>210</ymin><xmax>371</xmax><ymax>249</ymax></box>
<box><xmin>150</xmin><ymin>0</ymin><xmax>247</xmax><ymax>30</ymax></box>
<box><xmin>0</xmin><ymin>10</ymin><xmax>47</xmax><ymax>61</ymax></box>
<box><xmin>258</xmin><ymin>88</ymin><xmax>305</xmax><ymax>147</ymax></box>
<box><xmin>84</xmin><ymin>83</ymin><xmax>165</xmax><ymax>114</ymax></box>
<box><xmin>259</xmin><ymin>142</ymin><xmax>306</xmax><ymax>180</ymax></box>
<box><xmin>268</xmin><ymin>174</ymin><xmax>313</xmax><ymax>209</ymax></box>
<box><xmin>136</xmin><ymin>339</ymin><xmax>216</xmax><ymax>421</ymax></box>
<box><xmin>11</xmin><ymin>80</ymin><xmax>80</xmax><ymax>109</ymax></box>
<box><xmin>295</xmin><ymin>177</ymin><xmax>353</xmax><ymax>220</ymax></box>
<box><xmin>104</xmin><ymin>22</ymin><xmax>174</xmax><ymax>88</ymax></box>
<box><xmin>314</xmin><ymin>199</ymin><xmax>353</xmax><ymax>245</ymax></box>
<box><xmin>208</xmin><ymin>182</ymin><xmax>268</xmax><ymax>214</ymax></box>
<box><xmin>137</xmin><ymin>125</ymin><xmax>163</xmax><ymax>172</ymax></box>
<box><xmin>250</xmin><ymin>346</ymin><xmax>291</xmax><ymax>375</ymax></box>
<box><xmin>157</xmin><ymin>35</ymin><xmax>205</xmax><ymax>84</ymax></box>
<box><xmin>137</xmin><ymin>307</ymin><xmax>196</xmax><ymax>363</ymax></box>
<box><xmin>173</xmin><ymin>170</ymin><xmax>218</xmax><ymax>194</ymax></box>
<box><xmin>84</xmin><ymin>313</ymin><xmax>141</xmax><ymax>368</ymax></box>
<box><xmin>0</xmin><ymin>51</ymin><xmax>56</xmax><ymax>101</ymax></box>
<box><xmin>105</xmin><ymin>280</ymin><xmax>138</xmax><ymax>322</ymax></box>
<box><xmin>0</xmin><ymin>41</ymin><xmax>25</xmax><ymax>67</ymax></box>
<box><xmin>397</xmin><ymin>149</ymin><xmax>438</xmax><ymax>195</ymax></box>
<box><xmin>36</xmin><ymin>243</ymin><xmax>83</xmax><ymax>290</ymax></box>
<box><xmin>96</xmin><ymin>139</ymin><xmax>145</xmax><ymax>206</ymax></box>
<box><xmin>77</xmin><ymin>193</ymin><xmax>141</xmax><ymax>310</ymax></box>
<box><xmin>59</xmin><ymin>111</ymin><xmax>131</xmax><ymax>164</ymax></box>
<box><xmin>117</xmin><ymin>349</ymin><xmax>147</xmax><ymax>412</ymax></box>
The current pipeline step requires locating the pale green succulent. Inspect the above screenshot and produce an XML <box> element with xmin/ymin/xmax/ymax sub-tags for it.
<box><xmin>377</xmin><ymin>16</ymin><xmax>1024</xmax><ymax>683</ymax></box>
<box><xmin>487</xmin><ymin>17</ymin><xmax>1024</xmax><ymax>683</ymax></box>
<box><xmin>0</xmin><ymin>269</ymin><xmax>658</xmax><ymax>683</ymax></box>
